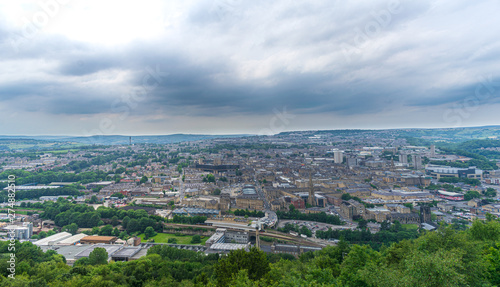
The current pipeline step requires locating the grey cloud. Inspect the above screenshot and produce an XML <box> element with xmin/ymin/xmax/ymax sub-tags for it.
<box><xmin>57</xmin><ymin>57</ymin><xmax>116</xmax><ymax>76</ymax></box>
<box><xmin>1</xmin><ymin>0</ymin><xmax>500</xmax><ymax>134</ymax></box>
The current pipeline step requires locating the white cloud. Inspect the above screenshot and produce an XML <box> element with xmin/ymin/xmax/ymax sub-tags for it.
<box><xmin>1</xmin><ymin>0</ymin><xmax>500</xmax><ymax>135</ymax></box>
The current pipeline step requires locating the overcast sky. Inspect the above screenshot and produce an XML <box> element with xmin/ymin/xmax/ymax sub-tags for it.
<box><xmin>1</xmin><ymin>0</ymin><xmax>499</xmax><ymax>136</ymax></box>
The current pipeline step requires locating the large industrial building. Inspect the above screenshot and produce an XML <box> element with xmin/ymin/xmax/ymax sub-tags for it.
<box><xmin>2</xmin><ymin>222</ymin><xmax>33</xmax><ymax>240</ymax></box>
<box><xmin>425</xmin><ymin>165</ymin><xmax>483</xmax><ymax>180</ymax></box>
<box><xmin>172</xmin><ymin>207</ymin><xmax>220</xmax><ymax>217</ymax></box>
<box><xmin>34</xmin><ymin>232</ymin><xmax>73</xmax><ymax>246</ymax></box>
<box><xmin>437</xmin><ymin>190</ymin><xmax>464</xmax><ymax>201</ymax></box>
<box><xmin>204</xmin><ymin>228</ymin><xmax>250</xmax><ymax>253</ymax></box>
<box><xmin>235</xmin><ymin>185</ymin><xmax>264</xmax><ymax>210</ymax></box>
<box><xmin>371</xmin><ymin>190</ymin><xmax>434</xmax><ymax>201</ymax></box>
<box><xmin>205</xmin><ymin>228</ymin><xmax>249</xmax><ymax>246</ymax></box>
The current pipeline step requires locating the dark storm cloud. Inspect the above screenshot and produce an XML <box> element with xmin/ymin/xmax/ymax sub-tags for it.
<box><xmin>43</xmin><ymin>97</ymin><xmax>113</xmax><ymax>115</ymax></box>
<box><xmin>139</xmin><ymin>65</ymin><xmax>396</xmax><ymax>117</ymax></box>
<box><xmin>0</xmin><ymin>78</ymin><xmax>115</xmax><ymax>115</ymax></box>
<box><xmin>57</xmin><ymin>57</ymin><xmax>117</xmax><ymax>76</ymax></box>
<box><xmin>410</xmin><ymin>76</ymin><xmax>500</xmax><ymax>107</ymax></box>
<box><xmin>0</xmin><ymin>81</ymin><xmax>48</xmax><ymax>99</ymax></box>
<box><xmin>0</xmin><ymin>1</ymin><xmax>440</xmax><ymax>117</ymax></box>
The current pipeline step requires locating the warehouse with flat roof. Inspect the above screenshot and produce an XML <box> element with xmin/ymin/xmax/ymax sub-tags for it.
<box><xmin>80</xmin><ymin>236</ymin><xmax>118</xmax><ymax>244</ymax></box>
<box><xmin>34</xmin><ymin>232</ymin><xmax>72</xmax><ymax>246</ymax></box>
<box><xmin>74</xmin><ymin>244</ymin><xmax>123</xmax><ymax>261</ymax></box>
<box><xmin>57</xmin><ymin>233</ymin><xmax>88</xmax><ymax>245</ymax></box>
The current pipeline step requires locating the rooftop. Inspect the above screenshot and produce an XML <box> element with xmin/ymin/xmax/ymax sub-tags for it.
<box><xmin>80</xmin><ymin>236</ymin><xmax>118</xmax><ymax>242</ymax></box>
<box><xmin>209</xmin><ymin>243</ymin><xmax>249</xmax><ymax>251</ymax></box>
<box><xmin>112</xmin><ymin>247</ymin><xmax>141</xmax><ymax>258</ymax></box>
<box><xmin>74</xmin><ymin>244</ymin><xmax>123</xmax><ymax>259</ymax></box>
<box><xmin>40</xmin><ymin>245</ymin><xmax>91</xmax><ymax>261</ymax></box>
<box><xmin>34</xmin><ymin>232</ymin><xmax>72</xmax><ymax>246</ymax></box>
<box><xmin>437</xmin><ymin>190</ymin><xmax>463</xmax><ymax>197</ymax></box>
<box><xmin>173</xmin><ymin>207</ymin><xmax>220</xmax><ymax>215</ymax></box>
<box><xmin>58</xmin><ymin>233</ymin><xmax>88</xmax><ymax>245</ymax></box>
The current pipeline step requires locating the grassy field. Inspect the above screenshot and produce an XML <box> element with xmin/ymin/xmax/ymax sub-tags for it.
<box><xmin>13</xmin><ymin>207</ymin><xmax>44</xmax><ymax>211</ymax></box>
<box><xmin>0</xmin><ymin>210</ymin><xmax>31</xmax><ymax>215</ymax></box>
<box><xmin>44</xmin><ymin>149</ymin><xmax>82</xmax><ymax>154</ymax></box>
<box><xmin>402</xmin><ymin>224</ymin><xmax>419</xmax><ymax>230</ymax></box>
<box><xmin>138</xmin><ymin>232</ymin><xmax>209</xmax><ymax>245</ymax></box>
<box><xmin>2</xmin><ymin>140</ymin><xmax>85</xmax><ymax>152</ymax></box>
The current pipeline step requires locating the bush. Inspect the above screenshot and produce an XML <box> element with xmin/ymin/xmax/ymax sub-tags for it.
<box><xmin>144</xmin><ymin>226</ymin><xmax>157</xmax><ymax>239</ymax></box>
<box><xmin>191</xmin><ymin>235</ymin><xmax>201</xmax><ymax>244</ymax></box>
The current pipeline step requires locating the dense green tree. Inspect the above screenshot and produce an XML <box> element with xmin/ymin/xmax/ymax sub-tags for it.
<box><xmin>357</xmin><ymin>218</ymin><xmax>368</xmax><ymax>230</ymax></box>
<box><xmin>111</xmin><ymin>215</ymin><xmax>119</xmax><ymax>226</ymax></box>
<box><xmin>485</xmin><ymin>187</ymin><xmax>497</xmax><ymax>197</ymax></box>
<box><xmin>88</xmin><ymin>213</ymin><xmax>101</xmax><ymax>227</ymax></box>
<box><xmin>485</xmin><ymin>243</ymin><xmax>500</xmax><ymax>285</ymax></box>
<box><xmin>144</xmin><ymin>226</ymin><xmax>157</xmax><ymax>239</ymax></box>
<box><xmin>111</xmin><ymin>192</ymin><xmax>124</xmax><ymax>199</ymax></box>
<box><xmin>88</xmin><ymin>195</ymin><xmax>98</xmax><ymax>204</ymax></box>
<box><xmin>122</xmin><ymin>215</ymin><xmax>130</xmax><ymax>227</ymax></box>
<box><xmin>127</xmin><ymin>218</ymin><xmax>140</xmax><ymax>234</ymax></box>
<box><xmin>191</xmin><ymin>234</ymin><xmax>201</xmax><ymax>244</ymax></box>
<box><xmin>38</xmin><ymin>231</ymin><xmax>47</xmax><ymax>238</ymax></box>
<box><xmin>339</xmin><ymin>244</ymin><xmax>379</xmax><ymax>285</ymax></box>
<box><xmin>215</xmin><ymin>247</ymin><xmax>270</xmax><ymax>287</ymax></box>
<box><xmin>119</xmin><ymin>231</ymin><xmax>129</xmax><ymax>240</ymax></box>
<box><xmin>203</xmin><ymin>174</ymin><xmax>215</xmax><ymax>183</ymax></box>
<box><xmin>276</xmin><ymin>209</ymin><xmax>343</xmax><ymax>225</ymax></box>
<box><xmin>88</xmin><ymin>247</ymin><xmax>108</xmax><ymax>265</ymax></box>
<box><xmin>4</xmin><ymin>177</ymin><xmax>500</xmax><ymax>287</ymax></box>
<box><xmin>115</xmin><ymin>167</ymin><xmax>126</xmax><ymax>174</ymax></box>
<box><xmin>469</xmin><ymin>219</ymin><xmax>500</xmax><ymax>241</ymax></box>
<box><xmin>62</xmin><ymin>223</ymin><xmax>78</xmax><ymax>235</ymax></box>
<box><xmin>99</xmin><ymin>224</ymin><xmax>113</xmax><ymax>236</ymax></box>
<box><xmin>299</xmin><ymin>225</ymin><xmax>312</xmax><ymax>237</ymax></box>
<box><xmin>172</xmin><ymin>215</ymin><xmax>207</xmax><ymax>224</ymax></box>
<box><xmin>464</xmin><ymin>190</ymin><xmax>481</xmax><ymax>201</ymax></box>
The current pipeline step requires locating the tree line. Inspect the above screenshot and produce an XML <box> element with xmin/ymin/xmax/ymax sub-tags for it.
<box><xmin>316</xmin><ymin>221</ymin><xmax>420</xmax><ymax>250</ymax></box>
<box><xmin>276</xmin><ymin>205</ymin><xmax>344</xmax><ymax>225</ymax></box>
<box><xmin>233</xmin><ymin>209</ymin><xmax>265</xmax><ymax>218</ymax></box>
<box><xmin>0</xmin><ymin>169</ymin><xmax>110</xmax><ymax>185</ymax></box>
<box><xmin>0</xmin><ymin>186</ymin><xmax>83</xmax><ymax>202</ymax></box>
<box><xmin>2</xmin><ymin>217</ymin><xmax>500</xmax><ymax>286</ymax></box>
<box><xmin>37</xmin><ymin>200</ymin><xmax>164</xmax><ymax>235</ymax></box>
<box><xmin>172</xmin><ymin>215</ymin><xmax>207</xmax><ymax>225</ymax></box>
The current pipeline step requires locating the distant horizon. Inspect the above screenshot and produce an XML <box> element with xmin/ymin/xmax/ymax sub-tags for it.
<box><xmin>1</xmin><ymin>124</ymin><xmax>500</xmax><ymax>138</ymax></box>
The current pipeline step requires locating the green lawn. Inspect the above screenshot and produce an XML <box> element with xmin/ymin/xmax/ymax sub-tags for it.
<box><xmin>402</xmin><ymin>224</ymin><xmax>419</xmax><ymax>230</ymax></box>
<box><xmin>0</xmin><ymin>210</ymin><xmax>32</xmax><ymax>215</ymax></box>
<box><xmin>138</xmin><ymin>232</ymin><xmax>209</xmax><ymax>245</ymax></box>
<box><xmin>14</xmin><ymin>207</ymin><xmax>44</xmax><ymax>211</ymax></box>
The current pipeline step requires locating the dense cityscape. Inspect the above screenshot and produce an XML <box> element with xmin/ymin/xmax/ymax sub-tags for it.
<box><xmin>1</xmin><ymin>127</ymin><xmax>500</xmax><ymax>285</ymax></box>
